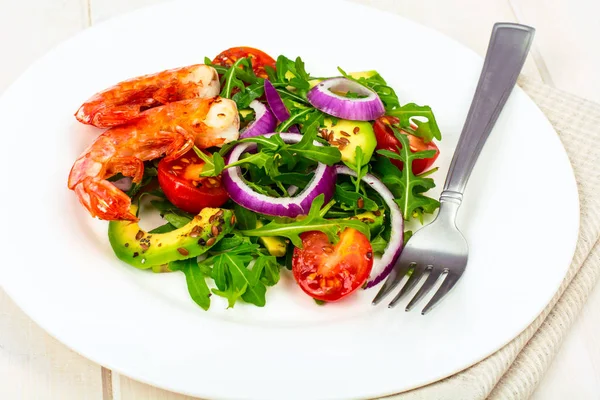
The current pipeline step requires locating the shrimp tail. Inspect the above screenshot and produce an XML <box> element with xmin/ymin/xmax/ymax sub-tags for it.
<box><xmin>74</xmin><ymin>178</ymin><xmax>138</xmax><ymax>221</ymax></box>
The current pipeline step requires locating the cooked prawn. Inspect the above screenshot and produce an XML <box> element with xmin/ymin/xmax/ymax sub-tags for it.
<box><xmin>68</xmin><ymin>97</ymin><xmax>239</xmax><ymax>221</ymax></box>
<box><xmin>75</xmin><ymin>64</ymin><xmax>220</xmax><ymax>128</ymax></box>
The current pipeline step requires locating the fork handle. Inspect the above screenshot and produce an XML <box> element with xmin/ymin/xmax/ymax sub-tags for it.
<box><xmin>441</xmin><ymin>23</ymin><xmax>535</xmax><ymax>203</ymax></box>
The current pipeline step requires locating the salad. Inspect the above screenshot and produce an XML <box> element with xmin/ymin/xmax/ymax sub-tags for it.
<box><xmin>68</xmin><ymin>46</ymin><xmax>442</xmax><ymax>310</ymax></box>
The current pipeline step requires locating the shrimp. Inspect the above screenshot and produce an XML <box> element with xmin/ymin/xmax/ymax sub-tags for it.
<box><xmin>68</xmin><ymin>97</ymin><xmax>239</xmax><ymax>221</ymax></box>
<box><xmin>75</xmin><ymin>64</ymin><xmax>220</xmax><ymax>128</ymax></box>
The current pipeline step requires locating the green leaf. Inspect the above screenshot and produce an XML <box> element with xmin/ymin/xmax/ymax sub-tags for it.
<box><xmin>374</xmin><ymin>132</ymin><xmax>440</xmax><ymax>221</ymax></box>
<box><xmin>337</xmin><ymin>67</ymin><xmax>400</xmax><ymax>110</ymax></box>
<box><xmin>233</xmin><ymin>204</ymin><xmax>257</xmax><ymax>231</ymax></box>
<box><xmin>171</xmin><ymin>259</ymin><xmax>211</xmax><ymax>311</ymax></box>
<box><xmin>241</xmin><ymin>281</ymin><xmax>266</xmax><ymax>307</ymax></box>
<box><xmin>370</xmin><ymin>235</ymin><xmax>388</xmax><ymax>254</ymax></box>
<box><xmin>220</xmin><ymin>57</ymin><xmax>247</xmax><ymax>99</ymax></box>
<box><xmin>192</xmin><ymin>146</ymin><xmax>224</xmax><ymax>177</ymax></box>
<box><xmin>232</xmin><ymin>80</ymin><xmax>265</xmax><ymax>109</ymax></box>
<box><xmin>334</xmin><ymin>184</ymin><xmax>378</xmax><ymax>211</ymax></box>
<box><xmin>164</xmin><ymin>213</ymin><xmax>192</xmax><ymax>228</ymax></box>
<box><xmin>387</xmin><ymin>103</ymin><xmax>442</xmax><ymax>142</ymax></box>
<box><xmin>240</xmin><ymin>194</ymin><xmax>370</xmax><ymax>247</ymax></box>
<box><xmin>212</xmin><ymin>285</ymin><xmax>246</xmax><ymax>309</ymax></box>
<box><xmin>148</xmin><ymin>222</ymin><xmax>177</xmax><ymax>234</ymax></box>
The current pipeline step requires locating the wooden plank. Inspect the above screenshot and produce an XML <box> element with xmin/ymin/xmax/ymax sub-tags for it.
<box><xmin>508</xmin><ymin>0</ymin><xmax>600</xmax><ymax>102</ymax></box>
<box><xmin>119</xmin><ymin>375</ymin><xmax>199</xmax><ymax>400</ymax></box>
<box><xmin>353</xmin><ymin>0</ymin><xmax>543</xmax><ymax>80</ymax></box>
<box><xmin>0</xmin><ymin>289</ymin><xmax>103</xmax><ymax>400</ymax></box>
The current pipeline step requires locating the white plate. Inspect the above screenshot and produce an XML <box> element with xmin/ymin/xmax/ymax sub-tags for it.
<box><xmin>0</xmin><ymin>1</ymin><xmax>579</xmax><ymax>399</ymax></box>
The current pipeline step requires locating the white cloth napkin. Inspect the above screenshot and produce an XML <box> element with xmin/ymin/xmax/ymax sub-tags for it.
<box><xmin>384</xmin><ymin>76</ymin><xmax>600</xmax><ymax>399</ymax></box>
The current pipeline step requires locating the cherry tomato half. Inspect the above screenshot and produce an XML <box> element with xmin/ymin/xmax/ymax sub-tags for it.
<box><xmin>292</xmin><ymin>228</ymin><xmax>373</xmax><ymax>302</ymax></box>
<box><xmin>373</xmin><ymin>116</ymin><xmax>440</xmax><ymax>175</ymax></box>
<box><xmin>212</xmin><ymin>46</ymin><xmax>276</xmax><ymax>79</ymax></box>
<box><xmin>157</xmin><ymin>149</ymin><xmax>229</xmax><ymax>214</ymax></box>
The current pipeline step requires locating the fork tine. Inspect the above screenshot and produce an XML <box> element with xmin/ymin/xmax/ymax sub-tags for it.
<box><xmin>372</xmin><ymin>260</ymin><xmax>414</xmax><ymax>305</ymax></box>
<box><xmin>388</xmin><ymin>265</ymin><xmax>428</xmax><ymax>308</ymax></box>
<box><xmin>405</xmin><ymin>269</ymin><xmax>443</xmax><ymax>312</ymax></box>
<box><xmin>421</xmin><ymin>272</ymin><xmax>461</xmax><ymax>315</ymax></box>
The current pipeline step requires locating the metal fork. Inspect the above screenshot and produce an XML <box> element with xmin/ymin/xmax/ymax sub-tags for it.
<box><xmin>372</xmin><ymin>23</ymin><xmax>535</xmax><ymax>314</ymax></box>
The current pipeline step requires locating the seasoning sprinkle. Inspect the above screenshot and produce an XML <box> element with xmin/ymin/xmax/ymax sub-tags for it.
<box><xmin>124</xmin><ymin>243</ymin><xmax>129</xmax><ymax>248</ymax></box>
<box><xmin>177</xmin><ymin>247</ymin><xmax>189</xmax><ymax>256</ymax></box>
<box><xmin>133</xmin><ymin>252</ymin><xmax>139</xmax><ymax>258</ymax></box>
<box><xmin>198</xmin><ymin>238</ymin><xmax>206</xmax><ymax>246</ymax></box>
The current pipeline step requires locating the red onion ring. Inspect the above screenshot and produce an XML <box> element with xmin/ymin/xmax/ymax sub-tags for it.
<box><xmin>307</xmin><ymin>77</ymin><xmax>385</xmax><ymax>121</ymax></box>
<box><xmin>239</xmin><ymin>100</ymin><xmax>277</xmax><ymax>139</ymax></box>
<box><xmin>335</xmin><ymin>165</ymin><xmax>404</xmax><ymax>288</ymax></box>
<box><xmin>222</xmin><ymin>133</ymin><xmax>336</xmax><ymax>217</ymax></box>
<box><xmin>263</xmin><ymin>79</ymin><xmax>300</xmax><ymax>133</ymax></box>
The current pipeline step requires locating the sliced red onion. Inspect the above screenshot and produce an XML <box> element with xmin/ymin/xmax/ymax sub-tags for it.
<box><xmin>239</xmin><ymin>100</ymin><xmax>277</xmax><ymax>139</ymax></box>
<box><xmin>307</xmin><ymin>77</ymin><xmax>385</xmax><ymax>121</ymax></box>
<box><xmin>112</xmin><ymin>176</ymin><xmax>133</xmax><ymax>191</ymax></box>
<box><xmin>222</xmin><ymin>133</ymin><xmax>336</xmax><ymax>218</ymax></box>
<box><xmin>264</xmin><ymin>79</ymin><xmax>300</xmax><ymax>133</ymax></box>
<box><xmin>335</xmin><ymin>165</ymin><xmax>404</xmax><ymax>288</ymax></box>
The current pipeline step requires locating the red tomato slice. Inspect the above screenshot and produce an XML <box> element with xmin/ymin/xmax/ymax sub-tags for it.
<box><xmin>157</xmin><ymin>149</ymin><xmax>229</xmax><ymax>214</ymax></box>
<box><xmin>292</xmin><ymin>228</ymin><xmax>373</xmax><ymax>302</ymax></box>
<box><xmin>373</xmin><ymin>116</ymin><xmax>440</xmax><ymax>175</ymax></box>
<box><xmin>212</xmin><ymin>46</ymin><xmax>276</xmax><ymax>79</ymax></box>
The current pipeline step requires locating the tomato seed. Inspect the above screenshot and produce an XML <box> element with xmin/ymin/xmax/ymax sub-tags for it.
<box><xmin>172</xmin><ymin>165</ymin><xmax>183</xmax><ymax>170</ymax></box>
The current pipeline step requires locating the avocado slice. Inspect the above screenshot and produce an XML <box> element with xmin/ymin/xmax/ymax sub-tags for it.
<box><xmin>346</xmin><ymin>211</ymin><xmax>384</xmax><ymax>236</ymax></box>
<box><xmin>322</xmin><ymin>118</ymin><xmax>377</xmax><ymax>167</ymax></box>
<box><xmin>108</xmin><ymin>205</ymin><xmax>235</xmax><ymax>269</ymax></box>
<box><xmin>256</xmin><ymin>220</ymin><xmax>287</xmax><ymax>257</ymax></box>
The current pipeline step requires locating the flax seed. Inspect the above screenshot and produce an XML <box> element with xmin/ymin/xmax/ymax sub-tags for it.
<box><xmin>135</xmin><ymin>230</ymin><xmax>144</xmax><ymax>240</ymax></box>
<box><xmin>357</xmin><ymin>198</ymin><xmax>365</xmax><ymax>209</ymax></box>
<box><xmin>230</xmin><ymin>215</ymin><xmax>236</xmax><ymax>225</ymax></box>
<box><xmin>177</xmin><ymin>247</ymin><xmax>189</xmax><ymax>256</ymax></box>
<box><xmin>211</xmin><ymin>225</ymin><xmax>219</xmax><ymax>237</ymax></box>
<box><xmin>340</xmin><ymin>130</ymin><xmax>350</xmax><ymax>137</ymax></box>
<box><xmin>140</xmin><ymin>243</ymin><xmax>149</xmax><ymax>251</ymax></box>
<box><xmin>353</xmin><ymin>127</ymin><xmax>360</xmax><ymax>134</ymax></box>
<box><xmin>206</xmin><ymin>237</ymin><xmax>216</xmax><ymax>246</ymax></box>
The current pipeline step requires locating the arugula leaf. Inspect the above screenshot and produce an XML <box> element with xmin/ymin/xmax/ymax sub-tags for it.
<box><xmin>374</xmin><ymin>132</ymin><xmax>440</xmax><ymax>221</ymax></box>
<box><xmin>337</xmin><ymin>67</ymin><xmax>400</xmax><ymax>110</ymax></box>
<box><xmin>387</xmin><ymin>103</ymin><xmax>442</xmax><ymax>143</ymax></box>
<box><xmin>334</xmin><ymin>184</ymin><xmax>378</xmax><ymax>211</ymax></box>
<box><xmin>370</xmin><ymin>235</ymin><xmax>388</xmax><ymax>254</ymax></box>
<box><xmin>193</xmin><ymin>146</ymin><xmax>225</xmax><ymax>177</ymax></box>
<box><xmin>170</xmin><ymin>259</ymin><xmax>211</xmax><ymax>311</ymax></box>
<box><xmin>164</xmin><ymin>213</ymin><xmax>192</xmax><ymax>228</ymax></box>
<box><xmin>149</xmin><ymin>222</ymin><xmax>177</xmax><ymax>234</ymax></box>
<box><xmin>232</xmin><ymin>80</ymin><xmax>264</xmax><ymax>109</ymax></box>
<box><xmin>220</xmin><ymin>57</ymin><xmax>247</xmax><ymax>99</ymax></box>
<box><xmin>288</xmin><ymin>119</ymin><xmax>341</xmax><ymax>165</ymax></box>
<box><xmin>240</xmin><ymin>194</ymin><xmax>370</xmax><ymax>247</ymax></box>
<box><xmin>234</xmin><ymin>204</ymin><xmax>257</xmax><ymax>231</ymax></box>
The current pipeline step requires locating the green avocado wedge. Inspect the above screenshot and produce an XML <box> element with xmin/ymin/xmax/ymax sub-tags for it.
<box><xmin>108</xmin><ymin>205</ymin><xmax>234</xmax><ymax>269</ymax></box>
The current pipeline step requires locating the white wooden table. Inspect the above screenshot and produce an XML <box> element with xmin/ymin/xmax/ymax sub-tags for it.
<box><xmin>1</xmin><ymin>0</ymin><xmax>599</xmax><ymax>398</ymax></box>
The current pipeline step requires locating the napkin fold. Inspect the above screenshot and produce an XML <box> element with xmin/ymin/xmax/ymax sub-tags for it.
<box><xmin>384</xmin><ymin>76</ymin><xmax>600</xmax><ymax>400</ymax></box>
